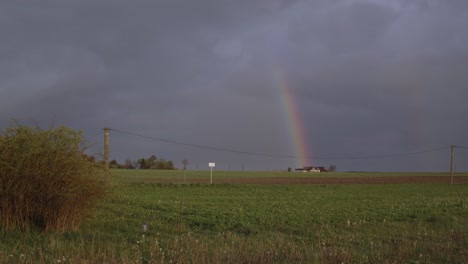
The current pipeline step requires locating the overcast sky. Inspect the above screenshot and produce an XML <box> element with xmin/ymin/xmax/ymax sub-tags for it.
<box><xmin>1</xmin><ymin>0</ymin><xmax>467</xmax><ymax>172</ymax></box>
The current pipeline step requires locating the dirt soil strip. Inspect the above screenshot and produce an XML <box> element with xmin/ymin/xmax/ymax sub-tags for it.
<box><xmin>145</xmin><ymin>176</ymin><xmax>468</xmax><ymax>185</ymax></box>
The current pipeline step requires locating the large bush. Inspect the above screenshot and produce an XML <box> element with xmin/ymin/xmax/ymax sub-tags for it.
<box><xmin>0</xmin><ymin>122</ymin><xmax>109</xmax><ymax>232</ymax></box>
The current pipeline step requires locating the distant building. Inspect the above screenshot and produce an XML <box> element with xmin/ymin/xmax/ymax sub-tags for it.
<box><xmin>295</xmin><ymin>166</ymin><xmax>328</xmax><ymax>172</ymax></box>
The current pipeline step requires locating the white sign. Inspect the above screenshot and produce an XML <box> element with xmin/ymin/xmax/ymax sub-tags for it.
<box><xmin>208</xmin><ymin>162</ymin><xmax>215</xmax><ymax>184</ymax></box>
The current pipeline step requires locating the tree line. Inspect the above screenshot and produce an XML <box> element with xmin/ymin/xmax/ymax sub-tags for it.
<box><xmin>109</xmin><ymin>155</ymin><xmax>175</xmax><ymax>170</ymax></box>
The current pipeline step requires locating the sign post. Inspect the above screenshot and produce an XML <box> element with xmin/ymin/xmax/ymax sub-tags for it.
<box><xmin>208</xmin><ymin>162</ymin><xmax>215</xmax><ymax>185</ymax></box>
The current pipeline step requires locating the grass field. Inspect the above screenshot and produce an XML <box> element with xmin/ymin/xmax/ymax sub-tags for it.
<box><xmin>112</xmin><ymin>169</ymin><xmax>468</xmax><ymax>185</ymax></box>
<box><xmin>112</xmin><ymin>169</ymin><xmax>467</xmax><ymax>180</ymax></box>
<box><xmin>1</xmin><ymin>169</ymin><xmax>466</xmax><ymax>263</ymax></box>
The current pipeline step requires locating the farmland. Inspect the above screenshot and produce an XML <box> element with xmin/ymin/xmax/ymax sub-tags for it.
<box><xmin>113</xmin><ymin>169</ymin><xmax>468</xmax><ymax>184</ymax></box>
<box><xmin>1</xmin><ymin>170</ymin><xmax>467</xmax><ymax>263</ymax></box>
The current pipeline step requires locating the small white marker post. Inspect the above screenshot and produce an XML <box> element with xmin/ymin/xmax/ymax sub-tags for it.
<box><xmin>208</xmin><ymin>162</ymin><xmax>215</xmax><ymax>185</ymax></box>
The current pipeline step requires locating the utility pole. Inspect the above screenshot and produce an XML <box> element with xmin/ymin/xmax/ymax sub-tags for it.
<box><xmin>450</xmin><ymin>145</ymin><xmax>454</xmax><ymax>185</ymax></box>
<box><xmin>104</xmin><ymin>128</ymin><xmax>110</xmax><ymax>168</ymax></box>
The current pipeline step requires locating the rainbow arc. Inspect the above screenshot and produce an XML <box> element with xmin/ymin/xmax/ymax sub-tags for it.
<box><xmin>275</xmin><ymin>67</ymin><xmax>311</xmax><ymax>168</ymax></box>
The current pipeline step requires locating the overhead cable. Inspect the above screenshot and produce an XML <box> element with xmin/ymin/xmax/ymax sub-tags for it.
<box><xmin>108</xmin><ymin>128</ymin><xmax>451</xmax><ymax>160</ymax></box>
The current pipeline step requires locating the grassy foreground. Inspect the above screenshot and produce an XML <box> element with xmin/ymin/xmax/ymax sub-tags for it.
<box><xmin>1</xmin><ymin>171</ymin><xmax>466</xmax><ymax>263</ymax></box>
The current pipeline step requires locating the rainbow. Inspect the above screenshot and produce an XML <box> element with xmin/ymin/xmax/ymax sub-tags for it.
<box><xmin>275</xmin><ymin>67</ymin><xmax>311</xmax><ymax>168</ymax></box>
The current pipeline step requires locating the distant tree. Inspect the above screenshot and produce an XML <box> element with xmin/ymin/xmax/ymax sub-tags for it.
<box><xmin>156</xmin><ymin>158</ymin><xmax>167</xmax><ymax>169</ymax></box>
<box><xmin>107</xmin><ymin>159</ymin><xmax>135</xmax><ymax>169</ymax></box>
<box><xmin>137</xmin><ymin>155</ymin><xmax>175</xmax><ymax>170</ymax></box>
<box><xmin>109</xmin><ymin>159</ymin><xmax>119</xmax><ymax>169</ymax></box>
<box><xmin>149</xmin><ymin>155</ymin><xmax>157</xmax><ymax>161</ymax></box>
<box><xmin>182</xmin><ymin>159</ymin><xmax>189</xmax><ymax>170</ymax></box>
<box><xmin>124</xmin><ymin>159</ymin><xmax>135</xmax><ymax>169</ymax></box>
<box><xmin>328</xmin><ymin>165</ymin><xmax>336</xmax><ymax>172</ymax></box>
<box><xmin>166</xmin><ymin>160</ymin><xmax>174</xmax><ymax>170</ymax></box>
<box><xmin>137</xmin><ymin>158</ymin><xmax>147</xmax><ymax>169</ymax></box>
<box><xmin>147</xmin><ymin>155</ymin><xmax>157</xmax><ymax>168</ymax></box>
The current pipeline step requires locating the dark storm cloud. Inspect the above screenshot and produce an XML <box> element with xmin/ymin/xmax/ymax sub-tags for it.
<box><xmin>1</xmin><ymin>0</ymin><xmax>467</xmax><ymax>171</ymax></box>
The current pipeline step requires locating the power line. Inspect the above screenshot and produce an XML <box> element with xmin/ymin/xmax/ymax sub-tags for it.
<box><xmin>85</xmin><ymin>131</ymin><xmax>104</xmax><ymax>142</ymax></box>
<box><xmin>108</xmin><ymin>128</ymin><xmax>450</xmax><ymax>161</ymax></box>
<box><xmin>109</xmin><ymin>128</ymin><xmax>299</xmax><ymax>159</ymax></box>
<box><xmin>317</xmin><ymin>146</ymin><xmax>450</xmax><ymax>160</ymax></box>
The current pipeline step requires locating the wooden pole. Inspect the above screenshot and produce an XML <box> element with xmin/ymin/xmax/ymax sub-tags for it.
<box><xmin>450</xmin><ymin>145</ymin><xmax>454</xmax><ymax>185</ymax></box>
<box><xmin>104</xmin><ymin>128</ymin><xmax>110</xmax><ymax>167</ymax></box>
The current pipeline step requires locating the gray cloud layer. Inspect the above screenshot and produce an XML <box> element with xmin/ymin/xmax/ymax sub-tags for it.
<box><xmin>1</xmin><ymin>0</ymin><xmax>467</xmax><ymax>171</ymax></box>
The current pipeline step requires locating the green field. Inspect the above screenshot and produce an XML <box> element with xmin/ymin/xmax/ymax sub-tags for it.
<box><xmin>111</xmin><ymin>168</ymin><xmax>467</xmax><ymax>182</ymax></box>
<box><xmin>1</xmin><ymin>170</ymin><xmax>466</xmax><ymax>263</ymax></box>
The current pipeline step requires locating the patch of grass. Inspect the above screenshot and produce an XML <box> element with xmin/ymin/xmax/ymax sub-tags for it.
<box><xmin>1</xmin><ymin>180</ymin><xmax>466</xmax><ymax>263</ymax></box>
